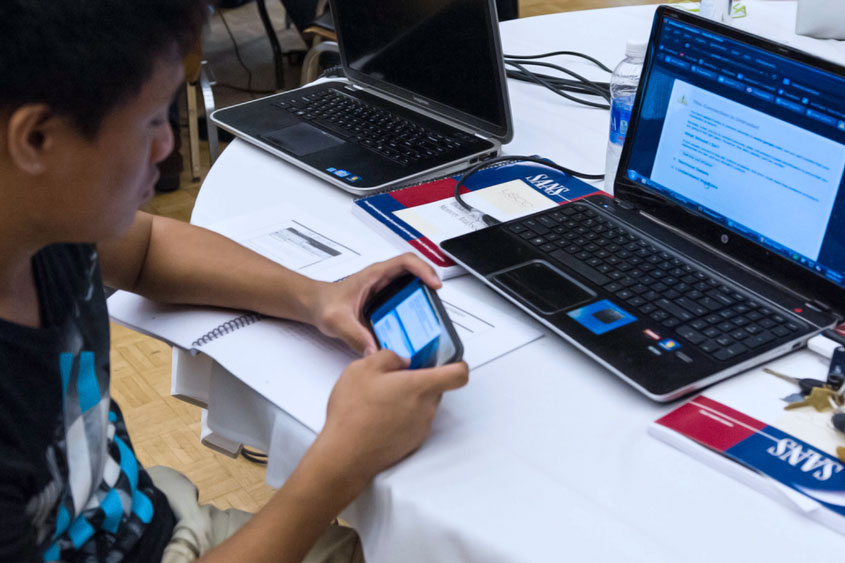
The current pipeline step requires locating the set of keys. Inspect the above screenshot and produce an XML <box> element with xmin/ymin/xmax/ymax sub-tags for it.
<box><xmin>765</xmin><ymin>347</ymin><xmax>845</xmax><ymax>462</ymax></box>
<box><xmin>765</xmin><ymin>346</ymin><xmax>845</xmax><ymax>420</ymax></box>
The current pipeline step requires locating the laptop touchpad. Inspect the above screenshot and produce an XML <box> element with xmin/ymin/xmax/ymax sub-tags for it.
<box><xmin>491</xmin><ymin>261</ymin><xmax>595</xmax><ymax>315</ymax></box>
<box><xmin>262</xmin><ymin>123</ymin><xmax>344</xmax><ymax>156</ymax></box>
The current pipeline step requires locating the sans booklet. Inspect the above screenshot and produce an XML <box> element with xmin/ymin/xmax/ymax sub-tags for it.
<box><xmin>650</xmin><ymin>360</ymin><xmax>845</xmax><ymax>536</ymax></box>
<box><xmin>442</xmin><ymin>6</ymin><xmax>845</xmax><ymax>401</ymax></box>
<box><xmin>352</xmin><ymin>159</ymin><xmax>603</xmax><ymax>279</ymax></box>
<box><xmin>211</xmin><ymin>0</ymin><xmax>512</xmax><ymax>195</ymax></box>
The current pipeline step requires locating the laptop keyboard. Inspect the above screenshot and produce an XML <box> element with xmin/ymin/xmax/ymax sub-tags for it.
<box><xmin>507</xmin><ymin>203</ymin><xmax>805</xmax><ymax>361</ymax></box>
<box><xmin>273</xmin><ymin>88</ymin><xmax>479</xmax><ymax>166</ymax></box>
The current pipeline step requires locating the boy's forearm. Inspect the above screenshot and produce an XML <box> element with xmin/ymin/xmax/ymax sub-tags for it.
<box><xmin>126</xmin><ymin>214</ymin><xmax>330</xmax><ymax>323</ymax></box>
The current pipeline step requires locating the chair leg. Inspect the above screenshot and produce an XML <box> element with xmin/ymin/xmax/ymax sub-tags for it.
<box><xmin>256</xmin><ymin>0</ymin><xmax>285</xmax><ymax>90</ymax></box>
<box><xmin>199</xmin><ymin>61</ymin><xmax>220</xmax><ymax>165</ymax></box>
<box><xmin>185</xmin><ymin>81</ymin><xmax>202</xmax><ymax>182</ymax></box>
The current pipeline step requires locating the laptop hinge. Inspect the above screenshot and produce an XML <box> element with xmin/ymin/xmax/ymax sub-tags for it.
<box><xmin>806</xmin><ymin>299</ymin><xmax>833</xmax><ymax>315</ymax></box>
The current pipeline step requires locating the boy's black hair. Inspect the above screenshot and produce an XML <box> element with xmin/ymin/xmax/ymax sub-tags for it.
<box><xmin>0</xmin><ymin>0</ymin><xmax>208</xmax><ymax>138</ymax></box>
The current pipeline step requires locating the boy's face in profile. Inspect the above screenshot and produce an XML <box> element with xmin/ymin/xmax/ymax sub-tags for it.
<box><xmin>39</xmin><ymin>56</ymin><xmax>184</xmax><ymax>242</ymax></box>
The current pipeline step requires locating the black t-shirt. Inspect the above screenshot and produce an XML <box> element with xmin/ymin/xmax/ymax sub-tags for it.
<box><xmin>0</xmin><ymin>244</ymin><xmax>174</xmax><ymax>562</ymax></box>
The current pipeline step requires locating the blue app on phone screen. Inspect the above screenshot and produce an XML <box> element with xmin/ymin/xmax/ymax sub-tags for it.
<box><xmin>370</xmin><ymin>279</ymin><xmax>443</xmax><ymax>368</ymax></box>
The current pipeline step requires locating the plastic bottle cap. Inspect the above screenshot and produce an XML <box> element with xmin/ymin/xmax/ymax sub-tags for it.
<box><xmin>625</xmin><ymin>40</ymin><xmax>648</xmax><ymax>59</ymax></box>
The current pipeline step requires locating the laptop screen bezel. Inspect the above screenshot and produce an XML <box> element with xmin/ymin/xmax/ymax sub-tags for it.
<box><xmin>615</xmin><ymin>5</ymin><xmax>845</xmax><ymax>317</ymax></box>
<box><xmin>328</xmin><ymin>0</ymin><xmax>513</xmax><ymax>143</ymax></box>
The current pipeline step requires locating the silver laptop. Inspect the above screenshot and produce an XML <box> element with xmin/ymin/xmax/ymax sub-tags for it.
<box><xmin>210</xmin><ymin>0</ymin><xmax>513</xmax><ymax>195</ymax></box>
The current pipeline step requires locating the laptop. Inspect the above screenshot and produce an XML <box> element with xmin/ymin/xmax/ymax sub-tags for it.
<box><xmin>210</xmin><ymin>0</ymin><xmax>513</xmax><ymax>195</ymax></box>
<box><xmin>441</xmin><ymin>6</ymin><xmax>845</xmax><ymax>401</ymax></box>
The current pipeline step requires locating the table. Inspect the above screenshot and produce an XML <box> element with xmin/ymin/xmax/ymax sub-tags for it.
<box><xmin>180</xmin><ymin>3</ymin><xmax>845</xmax><ymax>560</ymax></box>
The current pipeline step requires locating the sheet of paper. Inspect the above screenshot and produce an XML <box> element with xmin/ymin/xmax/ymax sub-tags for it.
<box><xmin>393</xmin><ymin>180</ymin><xmax>557</xmax><ymax>244</ymax></box>
<box><xmin>438</xmin><ymin>283</ymin><xmax>545</xmax><ymax>371</ymax></box>
<box><xmin>209</xmin><ymin>203</ymin><xmax>397</xmax><ymax>282</ymax></box>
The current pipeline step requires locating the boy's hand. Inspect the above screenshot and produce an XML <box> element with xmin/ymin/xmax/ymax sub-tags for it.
<box><xmin>309</xmin><ymin>350</ymin><xmax>469</xmax><ymax>494</ymax></box>
<box><xmin>309</xmin><ymin>253</ymin><xmax>441</xmax><ymax>356</ymax></box>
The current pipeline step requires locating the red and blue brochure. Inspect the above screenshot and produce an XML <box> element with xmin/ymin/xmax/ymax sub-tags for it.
<box><xmin>352</xmin><ymin>158</ymin><xmax>603</xmax><ymax>278</ymax></box>
<box><xmin>651</xmin><ymin>359</ymin><xmax>845</xmax><ymax>535</ymax></box>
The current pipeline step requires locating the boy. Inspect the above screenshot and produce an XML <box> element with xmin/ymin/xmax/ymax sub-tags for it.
<box><xmin>0</xmin><ymin>1</ymin><xmax>468</xmax><ymax>561</ymax></box>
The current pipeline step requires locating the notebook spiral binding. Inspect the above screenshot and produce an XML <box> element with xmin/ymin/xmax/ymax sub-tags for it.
<box><xmin>192</xmin><ymin>312</ymin><xmax>265</xmax><ymax>348</ymax></box>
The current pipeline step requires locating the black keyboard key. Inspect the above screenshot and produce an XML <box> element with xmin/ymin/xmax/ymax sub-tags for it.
<box><xmin>743</xmin><ymin>330</ymin><xmax>776</xmax><ymax>349</ymax></box>
<box><xmin>729</xmin><ymin>329</ymin><xmax>747</xmax><ymax>340</ymax></box>
<box><xmin>523</xmin><ymin>219</ymin><xmax>549</xmax><ymax>236</ymax></box>
<box><xmin>655</xmin><ymin>298</ymin><xmax>694</xmax><ymax>322</ymax></box>
<box><xmin>549</xmin><ymin>249</ymin><xmax>611</xmax><ymax>285</ymax></box>
<box><xmin>676</xmin><ymin>297</ymin><xmax>708</xmax><ymax>317</ymax></box>
<box><xmin>704</xmin><ymin>314</ymin><xmax>722</xmax><ymax>325</ymax></box>
<box><xmin>714</xmin><ymin>342</ymin><xmax>748</xmax><ymax>361</ymax></box>
<box><xmin>715</xmin><ymin>335</ymin><xmax>733</xmax><ymax>347</ymax></box>
<box><xmin>698</xmin><ymin>297</ymin><xmax>722</xmax><ymax>312</ymax></box>
<box><xmin>706</xmin><ymin>289</ymin><xmax>736</xmax><ymax>307</ymax></box>
<box><xmin>677</xmin><ymin>325</ymin><xmax>706</xmax><ymax>344</ymax></box>
<box><xmin>700</xmin><ymin>340</ymin><xmax>720</xmax><ymax>353</ymax></box>
<box><xmin>772</xmin><ymin>326</ymin><xmax>791</xmax><ymax>337</ymax></box>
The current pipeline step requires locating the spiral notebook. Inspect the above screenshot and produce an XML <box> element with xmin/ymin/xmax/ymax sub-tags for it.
<box><xmin>107</xmin><ymin>290</ymin><xmax>359</xmax><ymax>430</ymax></box>
<box><xmin>107</xmin><ymin>283</ymin><xmax>545</xmax><ymax>431</ymax></box>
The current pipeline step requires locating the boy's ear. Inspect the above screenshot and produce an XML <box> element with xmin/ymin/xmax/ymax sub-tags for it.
<box><xmin>5</xmin><ymin>104</ymin><xmax>58</xmax><ymax>175</ymax></box>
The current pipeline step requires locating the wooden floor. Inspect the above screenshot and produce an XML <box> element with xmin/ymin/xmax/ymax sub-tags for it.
<box><xmin>116</xmin><ymin>0</ymin><xmax>656</xmax><ymax>514</ymax></box>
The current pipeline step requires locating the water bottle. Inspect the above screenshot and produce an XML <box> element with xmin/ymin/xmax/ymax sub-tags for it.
<box><xmin>604</xmin><ymin>40</ymin><xmax>646</xmax><ymax>194</ymax></box>
<box><xmin>700</xmin><ymin>0</ymin><xmax>733</xmax><ymax>22</ymax></box>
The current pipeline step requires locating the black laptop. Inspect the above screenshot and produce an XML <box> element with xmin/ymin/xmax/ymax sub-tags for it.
<box><xmin>441</xmin><ymin>6</ymin><xmax>845</xmax><ymax>401</ymax></box>
<box><xmin>210</xmin><ymin>0</ymin><xmax>513</xmax><ymax>195</ymax></box>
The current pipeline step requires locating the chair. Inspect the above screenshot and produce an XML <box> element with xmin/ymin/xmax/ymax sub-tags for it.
<box><xmin>184</xmin><ymin>39</ymin><xmax>220</xmax><ymax>181</ymax></box>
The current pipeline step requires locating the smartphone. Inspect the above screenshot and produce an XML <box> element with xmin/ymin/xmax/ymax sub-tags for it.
<box><xmin>364</xmin><ymin>274</ymin><xmax>463</xmax><ymax>369</ymax></box>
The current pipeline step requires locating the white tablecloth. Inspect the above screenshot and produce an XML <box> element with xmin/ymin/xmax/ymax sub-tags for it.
<box><xmin>180</xmin><ymin>2</ymin><xmax>845</xmax><ymax>560</ymax></box>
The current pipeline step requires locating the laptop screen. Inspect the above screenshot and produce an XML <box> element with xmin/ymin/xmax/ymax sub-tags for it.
<box><xmin>623</xmin><ymin>15</ymin><xmax>845</xmax><ymax>291</ymax></box>
<box><xmin>332</xmin><ymin>0</ymin><xmax>510</xmax><ymax>137</ymax></box>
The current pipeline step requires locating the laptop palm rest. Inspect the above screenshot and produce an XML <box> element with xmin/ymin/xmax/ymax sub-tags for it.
<box><xmin>491</xmin><ymin>261</ymin><xmax>595</xmax><ymax>316</ymax></box>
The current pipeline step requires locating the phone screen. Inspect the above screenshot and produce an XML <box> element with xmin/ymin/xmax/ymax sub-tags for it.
<box><xmin>369</xmin><ymin>278</ymin><xmax>456</xmax><ymax>368</ymax></box>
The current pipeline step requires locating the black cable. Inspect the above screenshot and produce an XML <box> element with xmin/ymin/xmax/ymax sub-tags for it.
<box><xmin>218</xmin><ymin>8</ymin><xmax>256</xmax><ymax>98</ymax></box>
<box><xmin>505</xmin><ymin>62</ymin><xmax>610</xmax><ymax>109</ymax></box>
<box><xmin>453</xmin><ymin>156</ymin><xmax>605</xmax><ymax>227</ymax></box>
<box><xmin>502</xmin><ymin>50</ymin><xmax>612</xmax><ymax>109</ymax></box>
<box><xmin>506</xmin><ymin>60</ymin><xmax>610</xmax><ymax>100</ymax></box>
<box><xmin>213</xmin><ymin>82</ymin><xmax>278</xmax><ymax>95</ymax></box>
<box><xmin>506</xmin><ymin>69</ymin><xmax>610</xmax><ymax>94</ymax></box>
<box><xmin>318</xmin><ymin>65</ymin><xmax>345</xmax><ymax>79</ymax></box>
<box><xmin>241</xmin><ymin>447</ymin><xmax>268</xmax><ymax>465</ymax></box>
<box><xmin>504</xmin><ymin>50</ymin><xmax>613</xmax><ymax>73</ymax></box>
